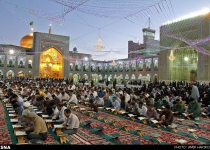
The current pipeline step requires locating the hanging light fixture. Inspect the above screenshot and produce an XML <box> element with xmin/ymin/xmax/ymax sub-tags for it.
<box><xmin>94</xmin><ymin>29</ymin><xmax>104</xmax><ymax>52</ymax></box>
<box><xmin>169</xmin><ymin>50</ymin><xmax>175</xmax><ymax>61</ymax></box>
<box><xmin>112</xmin><ymin>60</ymin><xmax>116</xmax><ymax>66</ymax></box>
<box><xmin>94</xmin><ymin>37</ymin><xmax>105</xmax><ymax>52</ymax></box>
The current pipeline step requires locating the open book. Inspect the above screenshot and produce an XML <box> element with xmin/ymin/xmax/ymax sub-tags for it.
<box><xmin>175</xmin><ymin>139</ymin><xmax>187</xmax><ymax>144</ymax></box>
<box><xmin>151</xmin><ymin>120</ymin><xmax>158</xmax><ymax>124</ymax></box>
<box><xmin>201</xmin><ymin>112</ymin><xmax>207</xmax><ymax>115</ymax></box>
<box><xmin>36</xmin><ymin>111</ymin><xmax>43</xmax><ymax>114</ymax></box>
<box><xmin>9</xmin><ymin>111</ymin><xmax>15</xmax><ymax>113</ymax></box>
<box><xmin>54</xmin><ymin>124</ymin><xmax>64</xmax><ymax>128</ymax></box>
<box><xmin>9</xmin><ymin>114</ymin><xmax>16</xmax><ymax>117</ymax></box>
<box><xmin>12</xmin><ymin>124</ymin><xmax>22</xmax><ymax>128</ymax></box>
<box><xmin>182</xmin><ymin>113</ymin><xmax>188</xmax><ymax>117</ymax></box>
<box><xmin>128</xmin><ymin>114</ymin><xmax>136</xmax><ymax>117</ymax></box>
<box><xmin>118</xmin><ymin>110</ymin><xmax>126</xmax><ymax>114</ymax></box>
<box><xmin>10</xmin><ymin>119</ymin><xmax>19</xmax><ymax>122</ymax></box>
<box><xmin>41</xmin><ymin>115</ymin><xmax>49</xmax><ymax>118</ymax></box>
<box><xmin>177</xmin><ymin>118</ymin><xmax>184</xmax><ymax>121</ymax></box>
<box><xmin>157</xmin><ymin>109</ymin><xmax>162</xmax><ymax>112</ymax></box>
<box><xmin>15</xmin><ymin>131</ymin><xmax>27</xmax><ymax>136</ymax></box>
<box><xmin>105</xmin><ymin>108</ymin><xmax>111</xmax><ymax>111</ymax></box>
<box><xmin>138</xmin><ymin>117</ymin><xmax>146</xmax><ymax>120</ymax></box>
<box><xmin>45</xmin><ymin>119</ymin><xmax>53</xmax><ymax>123</ymax></box>
<box><xmin>6</xmin><ymin>105</ymin><xmax>12</xmax><ymax>108</ymax></box>
<box><xmin>111</xmin><ymin>109</ymin><xmax>116</xmax><ymax>112</ymax></box>
<box><xmin>168</xmin><ymin>124</ymin><xmax>178</xmax><ymax>129</ymax></box>
<box><xmin>188</xmin><ymin>129</ymin><xmax>196</xmax><ymax>132</ymax></box>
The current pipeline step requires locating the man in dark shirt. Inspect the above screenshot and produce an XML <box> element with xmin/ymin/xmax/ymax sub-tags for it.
<box><xmin>113</xmin><ymin>78</ymin><xmax>117</xmax><ymax>89</ymax></box>
<box><xmin>103</xmin><ymin>96</ymin><xmax>112</xmax><ymax>108</ymax></box>
<box><xmin>88</xmin><ymin>99</ymin><xmax>98</xmax><ymax>113</ymax></box>
<box><xmin>36</xmin><ymin>96</ymin><xmax>48</xmax><ymax>113</ymax></box>
<box><xmin>201</xmin><ymin>93</ymin><xmax>210</xmax><ymax>107</ymax></box>
<box><xmin>158</xmin><ymin>105</ymin><xmax>173</xmax><ymax>127</ymax></box>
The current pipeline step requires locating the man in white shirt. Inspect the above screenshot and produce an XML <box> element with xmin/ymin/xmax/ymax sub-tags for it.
<box><xmin>138</xmin><ymin>101</ymin><xmax>147</xmax><ymax>116</ymax></box>
<box><xmin>68</xmin><ymin>92</ymin><xmax>78</xmax><ymax>105</ymax></box>
<box><xmin>54</xmin><ymin>103</ymin><xmax>66</xmax><ymax>124</ymax></box>
<box><xmin>62</xmin><ymin>108</ymin><xmax>79</xmax><ymax>135</ymax></box>
<box><xmin>95</xmin><ymin>96</ymin><xmax>104</xmax><ymax>107</ymax></box>
<box><xmin>61</xmin><ymin>91</ymin><xmax>69</xmax><ymax>102</ymax></box>
<box><xmin>71</xmin><ymin>85</ymin><xmax>76</xmax><ymax>90</ymax></box>
<box><xmin>91</xmin><ymin>89</ymin><xmax>98</xmax><ymax>98</ymax></box>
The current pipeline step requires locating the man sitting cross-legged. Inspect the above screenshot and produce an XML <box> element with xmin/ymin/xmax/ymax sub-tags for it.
<box><xmin>158</xmin><ymin>105</ymin><xmax>174</xmax><ymax>128</ymax></box>
<box><xmin>172</xmin><ymin>100</ymin><xmax>184</xmax><ymax>116</ymax></box>
<box><xmin>146</xmin><ymin>103</ymin><xmax>158</xmax><ymax>120</ymax></box>
<box><xmin>17</xmin><ymin>110</ymin><xmax>34</xmax><ymax>132</ymax></box>
<box><xmin>137</xmin><ymin>101</ymin><xmax>147</xmax><ymax>117</ymax></box>
<box><xmin>87</xmin><ymin>99</ymin><xmax>98</xmax><ymax>113</ymax></box>
<box><xmin>27</xmin><ymin>112</ymin><xmax>48</xmax><ymax>141</ymax></box>
<box><xmin>53</xmin><ymin>103</ymin><xmax>67</xmax><ymax>124</ymax></box>
<box><xmin>187</xmin><ymin>97</ymin><xmax>200</xmax><ymax>120</ymax></box>
<box><xmin>62</xmin><ymin>109</ymin><xmax>79</xmax><ymax>135</ymax></box>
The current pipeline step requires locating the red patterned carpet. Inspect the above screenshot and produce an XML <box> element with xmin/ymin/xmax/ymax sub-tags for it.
<box><xmin>43</xmin><ymin>134</ymin><xmax>58</xmax><ymax>145</ymax></box>
<box><xmin>72</xmin><ymin>110</ymin><xmax>161</xmax><ymax>145</ymax></box>
<box><xmin>0</xmin><ymin>103</ymin><xmax>12</xmax><ymax>145</ymax></box>
<box><xmin>1</xmin><ymin>101</ymin><xmax>210</xmax><ymax>145</ymax></box>
<box><xmin>66</xmin><ymin>127</ymin><xmax>113</xmax><ymax>145</ymax></box>
<box><xmin>73</xmin><ymin>105</ymin><xmax>208</xmax><ymax>145</ymax></box>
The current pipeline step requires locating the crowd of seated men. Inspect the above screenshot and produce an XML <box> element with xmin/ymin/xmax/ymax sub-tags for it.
<box><xmin>0</xmin><ymin>78</ymin><xmax>209</xmax><ymax>142</ymax></box>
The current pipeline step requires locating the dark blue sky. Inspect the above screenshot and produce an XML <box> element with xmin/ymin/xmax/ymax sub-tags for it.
<box><xmin>0</xmin><ymin>0</ymin><xmax>210</xmax><ymax>61</ymax></box>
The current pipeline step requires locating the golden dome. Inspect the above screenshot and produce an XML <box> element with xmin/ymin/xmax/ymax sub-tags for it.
<box><xmin>20</xmin><ymin>33</ymin><xmax>33</xmax><ymax>48</ymax></box>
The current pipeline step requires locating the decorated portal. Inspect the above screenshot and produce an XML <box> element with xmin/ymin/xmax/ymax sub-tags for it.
<box><xmin>6</xmin><ymin>70</ymin><xmax>14</xmax><ymax>78</ymax></box>
<box><xmin>92</xmin><ymin>74</ymin><xmax>98</xmax><ymax>83</ymax></box>
<box><xmin>73</xmin><ymin>74</ymin><xmax>79</xmax><ymax>83</ymax></box>
<box><xmin>40</xmin><ymin>47</ymin><xmax>63</xmax><ymax>78</ymax></box>
<box><xmin>18</xmin><ymin>71</ymin><xmax>24</xmax><ymax>77</ymax></box>
<box><xmin>117</xmin><ymin>75</ymin><xmax>123</xmax><ymax>84</ymax></box>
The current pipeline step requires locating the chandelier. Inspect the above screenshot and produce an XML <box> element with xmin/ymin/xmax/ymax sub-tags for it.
<box><xmin>169</xmin><ymin>50</ymin><xmax>175</xmax><ymax>61</ymax></box>
<box><xmin>94</xmin><ymin>37</ymin><xmax>105</xmax><ymax>52</ymax></box>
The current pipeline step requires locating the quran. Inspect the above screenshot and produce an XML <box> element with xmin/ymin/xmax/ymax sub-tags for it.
<box><xmin>151</xmin><ymin>120</ymin><xmax>158</xmax><ymax>124</ymax></box>
<box><xmin>188</xmin><ymin>129</ymin><xmax>196</xmax><ymax>132</ymax></box>
<box><xmin>10</xmin><ymin>119</ymin><xmax>19</xmax><ymax>122</ymax></box>
<box><xmin>175</xmin><ymin>139</ymin><xmax>187</xmax><ymax>144</ymax></box>
<box><xmin>15</xmin><ymin>131</ymin><xmax>27</xmax><ymax>136</ymax></box>
<box><xmin>138</xmin><ymin>117</ymin><xmax>147</xmax><ymax>120</ymax></box>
